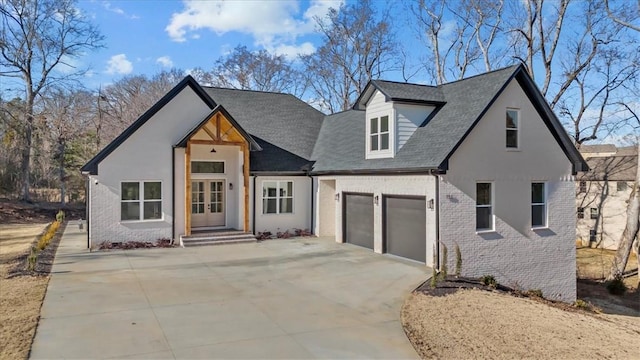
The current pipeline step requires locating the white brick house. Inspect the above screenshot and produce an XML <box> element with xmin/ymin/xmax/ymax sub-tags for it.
<box><xmin>82</xmin><ymin>65</ymin><xmax>587</xmax><ymax>302</ymax></box>
<box><xmin>576</xmin><ymin>145</ymin><xmax>637</xmax><ymax>249</ymax></box>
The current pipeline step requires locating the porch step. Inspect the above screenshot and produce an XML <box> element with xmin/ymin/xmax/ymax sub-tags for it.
<box><xmin>180</xmin><ymin>230</ymin><xmax>257</xmax><ymax>247</ymax></box>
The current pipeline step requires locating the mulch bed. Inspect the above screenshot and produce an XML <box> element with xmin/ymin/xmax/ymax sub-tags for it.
<box><xmin>417</xmin><ymin>275</ymin><xmax>600</xmax><ymax>314</ymax></box>
<box><xmin>97</xmin><ymin>239</ymin><xmax>175</xmax><ymax>250</ymax></box>
<box><xmin>8</xmin><ymin>221</ymin><xmax>66</xmax><ymax>278</ymax></box>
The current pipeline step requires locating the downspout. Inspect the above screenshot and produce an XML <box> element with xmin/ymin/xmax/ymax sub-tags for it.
<box><xmin>430</xmin><ymin>169</ymin><xmax>441</xmax><ymax>271</ymax></box>
<box><xmin>252</xmin><ymin>175</ymin><xmax>256</xmax><ymax>234</ymax></box>
<box><xmin>171</xmin><ymin>147</ymin><xmax>175</xmax><ymax>245</ymax></box>
<box><xmin>86</xmin><ymin>176</ymin><xmax>90</xmax><ymax>249</ymax></box>
<box><xmin>308</xmin><ymin>174</ymin><xmax>314</xmax><ymax>233</ymax></box>
<box><xmin>435</xmin><ymin>173</ymin><xmax>440</xmax><ymax>271</ymax></box>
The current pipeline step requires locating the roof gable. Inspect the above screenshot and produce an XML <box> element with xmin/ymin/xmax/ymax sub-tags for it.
<box><xmin>81</xmin><ymin>75</ymin><xmax>215</xmax><ymax>175</ymax></box>
<box><xmin>174</xmin><ymin>105</ymin><xmax>261</xmax><ymax>150</ymax></box>
<box><xmin>312</xmin><ymin>65</ymin><xmax>588</xmax><ymax>175</ymax></box>
<box><xmin>354</xmin><ymin>80</ymin><xmax>445</xmax><ymax>109</ymax></box>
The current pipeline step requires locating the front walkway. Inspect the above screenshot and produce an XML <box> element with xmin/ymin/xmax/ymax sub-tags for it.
<box><xmin>30</xmin><ymin>222</ymin><xmax>428</xmax><ymax>359</ymax></box>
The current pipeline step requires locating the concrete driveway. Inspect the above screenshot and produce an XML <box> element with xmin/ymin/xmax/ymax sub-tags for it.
<box><xmin>30</xmin><ymin>222</ymin><xmax>428</xmax><ymax>359</ymax></box>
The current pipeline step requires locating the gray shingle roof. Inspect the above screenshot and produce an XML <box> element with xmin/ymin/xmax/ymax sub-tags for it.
<box><xmin>203</xmin><ymin>87</ymin><xmax>325</xmax><ymax>162</ymax></box>
<box><xmin>312</xmin><ymin>66</ymin><xmax>524</xmax><ymax>173</ymax></box>
<box><xmin>578</xmin><ymin>155</ymin><xmax>637</xmax><ymax>181</ymax></box>
<box><xmin>370</xmin><ymin>80</ymin><xmax>445</xmax><ymax>103</ymax></box>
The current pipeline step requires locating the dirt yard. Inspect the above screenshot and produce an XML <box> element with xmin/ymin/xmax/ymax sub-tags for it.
<box><xmin>402</xmin><ymin>289</ymin><xmax>640</xmax><ymax>359</ymax></box>
<box><xmin>403</xmin><ymin>247</ymin><xmax>639</xmax><ymax>359</ymax></box>
<box><xmin>0</xmin><ymin>223</ymin><xmax>50</xmax><ymax>360</ymax></box>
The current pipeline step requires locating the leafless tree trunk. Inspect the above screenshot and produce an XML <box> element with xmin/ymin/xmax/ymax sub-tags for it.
<box><xmin>607</xmin><ymin>143</ymin><xmax>640</xmax><ymax>280</ymax></box>
<box><xmin>0</xmin><ymin>0</ymin><xmax>103</xmax><ymax>201</ymax></box>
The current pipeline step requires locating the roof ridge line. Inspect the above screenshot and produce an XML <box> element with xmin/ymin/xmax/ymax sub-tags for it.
<box><xmin>440</xmin><ymin>64</ymin><xmax>521</xmax><ymax>86</ymax></box>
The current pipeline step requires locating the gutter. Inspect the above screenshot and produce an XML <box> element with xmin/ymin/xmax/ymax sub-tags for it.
<box><xmin>308</xmin><ymin>174</ymin><xmax>314</xmax><ymax>234</ymax></box>
<box><xmin>311</xmin><ymin>167</ymin><xmax>446</xmax><ymax>176</ymax></box>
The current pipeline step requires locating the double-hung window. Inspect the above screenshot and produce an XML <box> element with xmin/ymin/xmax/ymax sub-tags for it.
<box><xmin>476</xmin><ymin>182</ymin><xmax>493</xmax><ymax>231</ymax></box>
<box><xmin>531</xmin><ymin>182</ymin><xmax>547</xmax><ymax>228</ymax></box>
<box><xmin>506</xmin><ymin>109</ymin><xmax>519</xmax><ymax>149</ymax></box>
<box><xmin>263</xmin><ymin>181</ymin><xmax>293</xmax><ymax>214</ymax></box>
<box><xmin>370</xmin><ymin>115</ymin><xmax>390</xmax><ymax>151</ymax></box>
<box><xmin>577</xmin><ymin>207</ymin><xmax>584</xmax><ymax>219</ymax></box>
<box><xmin>590</xmin><ymin>208</ymin><xmax>599</xmax><ymax>220</ymax></box>
<box><xmin>121</xmin><ymin>181</ymin><xmax>162</xmax><ymax>221</ymax></box>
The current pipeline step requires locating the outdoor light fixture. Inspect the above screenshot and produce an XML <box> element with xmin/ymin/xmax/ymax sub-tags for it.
<box><xmin>335</xmin><ymin>193</ymin><xmax>340</xmax><ymax>201</ymax></box>
<box><xmin>428</xmin><ymin>199</ymin><xmax>435</xmax><ymax>210</ymax></box>
<box><xmin>210</xmin><ymin>147</ymin><xmax>216</xmax><ymax>153</ymax></box>
<box><xmin>374</xmin><ymin>195</ymin><xmax>379</xmax><ymax>205</ymax></box>
<box><xmin>229</xmin><ymin>183</ymin><xmax>233</xmax><ymax>190</ymax></box>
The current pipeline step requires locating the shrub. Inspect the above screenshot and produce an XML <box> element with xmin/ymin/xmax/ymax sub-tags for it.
<box><xmin>481</xmin><ymin>275</ymin><xmax>497</xmax><ymax>288</ymax></box>
<box><xmin>276</xmin><ymin>229</ymin><xmax>292</xmax><ymax>239</ymax></box>
<box><xmin>27</xmin><ymin>246</ymin><xmax>38</xmax><ymax>271</ymax></box>
<box><xmin>56</xmin><ymin>210</ymin><xmax>65</xmax><ymax>223</ymax></box>
<box><xmin>454</xmin><ymin>243</ymin><xmax>462</xmax><ymax>277</ymax></box>
<box><xmin>294</xmin><ymin>228</ymin><xmax>313</xmax><ymax>237</ymax></box>
<box><xmin>526</xmin><ymin>289</ymin><xmax>544</xmax><ymax>298</ymax></box>
<box><xmin>439</xmin><ymin>244</ymin><xmax>448</xmax><ymax>280</ymax></box>
<box><xmin>574</xmin><ymin>299</ymin><xmax>590</xmax><ymax>309</ymax></box>
<box><xmin>37</xmin><ymin>221</ymin><xmax>60</xmax><ymax>251</ymax></box>
<box><xmin>256</xmin><ymin>231</ymin><xmax>272</xmax><ymax>240</ymax></box>
<box><xmin>430</xmin><ymin>267</ymin><xmax>438</xmax><ymax>288</ymax></box>
<box><xmin>605</xmin><ymin>275</ymin><xmax>627</xmax><ymax>295</ymax></box>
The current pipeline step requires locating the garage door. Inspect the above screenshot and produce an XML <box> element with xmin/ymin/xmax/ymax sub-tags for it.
<box><xmin>384</xmin><ymin>196</ymin><xmax>426</xmax><ymax>263</ymax></box>
<box><xmin>343</xmin><ymin>193</ymin><xmax>374</xmax><ymax>249</ymax></box>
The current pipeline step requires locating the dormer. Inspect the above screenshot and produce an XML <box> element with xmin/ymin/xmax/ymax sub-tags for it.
<box><xmin>354</xmin><ymin>80</ymin><xmax>445</xmax><ymax>160</ymax></box>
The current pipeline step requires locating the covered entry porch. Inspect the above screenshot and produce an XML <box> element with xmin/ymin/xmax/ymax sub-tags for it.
<box><xmin>173</xmin><ymin>105</ymin><xmax>260</xmax><ymax>239</ymax></box>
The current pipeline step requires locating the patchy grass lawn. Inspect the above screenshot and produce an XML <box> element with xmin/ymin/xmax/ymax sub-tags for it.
<box><xmin>0</xmin><ymin>223</ymin><xmax>49</xmax><ymax>360</ymax></box>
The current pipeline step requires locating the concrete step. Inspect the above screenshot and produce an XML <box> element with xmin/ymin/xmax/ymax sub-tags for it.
<box><xmin>180</xmin><ymin>232</ymin><xmax>257</xmax><ymax>247</ymax></box>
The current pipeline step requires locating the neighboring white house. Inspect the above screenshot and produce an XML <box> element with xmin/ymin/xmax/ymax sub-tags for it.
<box><xmin>576</xmin><ymin>145</ymin><xmax>637</xmax><ymax>249</ymax></box>
<box><xmin>82</xmin><ymin>65</ymin><xmax>587</xmax><ymax>302</ymax></box>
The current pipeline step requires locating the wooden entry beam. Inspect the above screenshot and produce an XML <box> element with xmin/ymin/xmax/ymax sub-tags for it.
<box><xmin>243</xmin><ymin>142</ymin><xmax>250</xmax><ymax>233</ymax></box>
<box><xmin>185</xmin><ymin>141</ymin><xmax>192</xmax><ymax>236</ymax></box>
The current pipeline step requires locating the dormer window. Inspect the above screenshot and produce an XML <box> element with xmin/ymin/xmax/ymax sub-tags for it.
<box><xmin>370</xmin><ymin>115</ymin><xmax>390</xmax><ymax>151</ymax></box>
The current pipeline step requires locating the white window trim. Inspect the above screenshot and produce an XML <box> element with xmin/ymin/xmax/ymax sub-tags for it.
<box><xmin>506</xmin><ymin>108</ymin><xmax>520</xmax><ymax>151</ymax></box>
<box><xmin>262</xmin><ymin>180</ymin><xmax>294</xmax><ymax>215</ymax></box>
<box><xmin>476</xmin><ymin>181</ymin><xmax>495</xmax><ymax>233</ymax></box>
<box><xmin>531</xmin><ymin>182</ymin><xmax>548</xmax><ymax>230</ymax></box>
<box><xmin>365</xmin><ymin>109</ymin><xmax>395</xmax><ymax>159</ymax></box>
<box><xmin>120</xmin><ymin>180</ymin><xmax>164</xmax><ymax>222</ymax></box>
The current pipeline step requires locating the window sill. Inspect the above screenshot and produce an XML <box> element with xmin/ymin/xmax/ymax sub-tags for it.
<box><xmin>120</xmin><ymin>219</ymin><xmax>165</xmax><ymax>224</ymax></box>
<box><xmin>505</xmin><ymin>148</ymin><xmax>521</xmax><ymax>152</ymax></box>
<box><xmin>261</xmin><ymin>213</ymin><xmax>295</xmax><ymax>216</ymax></box>
<box><xmin>475</xmin><ymin>229</ymin><xmax>496</xmax><ymax>234</ymax></box>
<box><xmin>531</xmin><ymin>226</ymin><xmax>548</xmax><ymax>231</ymax></box>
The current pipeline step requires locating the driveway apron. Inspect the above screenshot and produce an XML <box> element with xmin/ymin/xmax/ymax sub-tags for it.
<box><xmin>30</xmin><ymin>222</ymin><xmax>428</xmax><ymax>359</ymax></box>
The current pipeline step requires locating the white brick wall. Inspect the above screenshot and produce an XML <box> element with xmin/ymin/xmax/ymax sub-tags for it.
<box><xmin>439</xmin><ymin>177</ymin><xmax>577</xmax><ymax>302</ymax></box>
<box><xmin>332</xmin><ymin>175</ymin><xmax>438</xmax><ymax>266</ymax></box>
<box><xmin>88</xmin><ymin>176</ymin><xmax>172</xmax><ymax>247</ymax></box>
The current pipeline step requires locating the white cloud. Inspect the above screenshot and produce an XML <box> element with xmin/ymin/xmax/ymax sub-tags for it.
<box><xmin>165</xmin><ymin>0</ymin><xmax>342</xmax><ymax>55</ymax></box>
<box><xmin>156</xmin><ymin>56</ymin><xmax>174</xmax><ymax>68</ymax></box>
<box><xmin>102</xmin><ymin>1</ymin><xmax>139</xmax><ymax>20</ymax></box>
<box><xmin>106</xmin><ymin>54</ymin><xmax>133</xmax><ymax>74</ymax></box>
<box><xmin>270</xmin><ymin>42</ymin><xmax>316</xmax><ymax>60</ymax></box>
<box><xmin>54</xmin><ymin>55</ymin><xmax>81</xmax><ymax>74</ymax></box>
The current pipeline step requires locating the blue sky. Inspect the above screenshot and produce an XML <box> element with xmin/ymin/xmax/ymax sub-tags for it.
<box><xmin>75</xmin><ymin>0</ymin><xmax>345</xmax><ymax>87</ymax></box>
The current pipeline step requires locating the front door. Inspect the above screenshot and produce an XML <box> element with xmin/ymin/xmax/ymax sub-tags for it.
<box><xmin>191</xmin><ymin>180</ymin><xmax>225</xmax><ymax>228</ymax></box>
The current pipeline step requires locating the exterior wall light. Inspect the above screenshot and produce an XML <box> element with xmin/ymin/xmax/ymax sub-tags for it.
<box><xmin>229</xmin><ymin>183</ymin><xmax>233</xmax><ymax>190</ymax></box>
<box><xmin>335</xmin><ymin>193</ymin><xmax>340</xmax><ymax>201</ymax></box>
<box><xmin>374</xmin><ymin>195</ymin><xmax>379</xmax><ymax>205</ymax></box>
<box><xmin>428</xmin><ymin>199</ymin><xmax>435</xmax><ymax>210</ymax></box>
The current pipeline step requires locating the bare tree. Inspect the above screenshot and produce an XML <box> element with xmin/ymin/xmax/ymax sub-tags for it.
<box><xmin>604</xmin><ymin>0</ymin><xmax>640</xmax><ymax>32</ymax></box>
<box><xmin>194</xmin><ymin>45</ymin><xmax>306</xmax><ymax>97</ymax></box>
<box><xmin>42</xmin><ymin>87</ymin><xmax>93</xmax><ymax>205</ymax></box>
<box><xmin>301</xmin><ymin>0</ymin><xmax>397</xmax><ymax>112</ymax></box>
<box><xmin>0</xmin><ymin>0</ymin><xmax>103</xmax><ymax>201</ymax></box>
